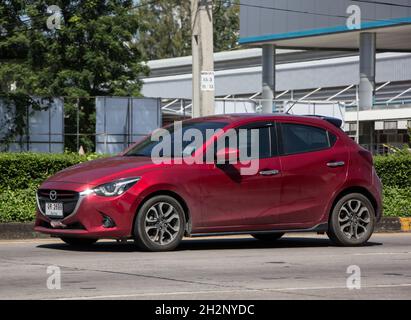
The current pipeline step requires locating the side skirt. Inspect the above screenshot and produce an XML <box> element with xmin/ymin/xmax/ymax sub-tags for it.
<box><xmin>189</xmin><ymin>223</ymin><xmax>328</xmax><ymax>238</ymax></box>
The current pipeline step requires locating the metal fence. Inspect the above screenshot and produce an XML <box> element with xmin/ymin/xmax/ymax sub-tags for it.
<box><xmin>0</xmin><ymin>96</ymin><xmax>162</xmax><ymax>154</ymax></box>
<box><xmin>95</xmin><ymin>97</ymin><xmax>162</xmax><ymax>154</ymax></box>
<box><xmin>0</xmin><ymin>97</ymin><xmax>64</xmax><ymax>153</ymax></box>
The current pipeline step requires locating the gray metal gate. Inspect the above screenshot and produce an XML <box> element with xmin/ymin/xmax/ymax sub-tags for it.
<box><xmin>0</xmin><ymin>97</ymin><xmax>64</xmax><ymax>153</ymax></box>
<box><xmin>95</xmin><ymin>97</ymin><xmax>162</xmax><ymax>154</ymax></box>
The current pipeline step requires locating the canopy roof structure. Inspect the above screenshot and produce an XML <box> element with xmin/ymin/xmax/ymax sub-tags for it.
<box><xmin>239</xmin><ymin>0</ymin><xmax>411</xmax><ymax>52</ymax></box>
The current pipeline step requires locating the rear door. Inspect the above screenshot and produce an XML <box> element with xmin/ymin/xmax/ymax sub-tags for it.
<box><xmin>277</xmin><ymin>122</ymin><xmax>349</xmax><ymax>228</ymax></box>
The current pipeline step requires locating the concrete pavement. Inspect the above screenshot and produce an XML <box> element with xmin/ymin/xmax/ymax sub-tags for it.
<box><xmin>0</xmin><ymin>233</ymin><xmax>410</xmax><ymax>299</ymax></box>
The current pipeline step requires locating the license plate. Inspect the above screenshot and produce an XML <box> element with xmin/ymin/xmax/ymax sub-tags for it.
<box><xmin>45</xmin><ymin>202</ymin><xmax>64</xmax><ymax>218</ymax></box>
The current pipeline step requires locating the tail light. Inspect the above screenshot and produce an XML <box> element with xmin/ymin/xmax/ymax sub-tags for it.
<box><xmin>359</xmin><ymin>149</ymin><xmax>373</xmax><ymax>166</ymax></box>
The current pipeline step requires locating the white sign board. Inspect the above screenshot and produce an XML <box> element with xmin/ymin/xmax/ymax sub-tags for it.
<box><xmin>201</xmin><ymin>71</ymin><xmax>215</xmax><ymax>91</ymax></box>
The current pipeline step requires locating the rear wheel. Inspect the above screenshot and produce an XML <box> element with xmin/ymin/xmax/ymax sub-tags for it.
<box><xmin>327</xmin><ymin>193</ymin><xmax>375</xmax><ymax>246</ymax></box>
<box><xmin>60</xmin><ymin>237</ymin><xmax>97</xmax><ymax>246</ymax></box>
<box><xmin>134</xmin><ymin>195</ymin><xmax>185</xmax><ymax>252</ymax></box>
<box><xmin>251</xmin><ymin>233</ymin><xmax>284</xmax><ymax>241</ymax></box>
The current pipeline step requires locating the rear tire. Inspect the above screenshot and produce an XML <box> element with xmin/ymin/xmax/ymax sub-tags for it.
<box><xmin>251</xmin><ymin>233</ymin><xmax>284</xmax><ymax>241</ymax></box>
<box><xmin>60</xmin><ymin>237</ymin><xmax>97</xmax><ymax>246</ymax></box>
<box><xmin>327</xmin><ymin>193</ymin><xmax>375</xmax><ymax>246</ymax></box>
<box><xmin>134</xmin><ymin>195</ymin><xmax>185</xmax><ymax>252</ymax></box>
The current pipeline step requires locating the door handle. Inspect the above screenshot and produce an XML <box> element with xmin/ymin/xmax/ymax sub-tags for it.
<box><xmin>259</xmin><ymin>169</ymin><xmax>280</xmax><ymax>176</ymax></box>
<box><xmin>327</xmin><ymin>161</ymin><xmax>345</xmax><ymax>167</ymax></box>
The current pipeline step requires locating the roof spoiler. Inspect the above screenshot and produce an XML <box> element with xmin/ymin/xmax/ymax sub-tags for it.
<box><xmin>303</xmin><ymin>115</ymin><xmax>343</xmax><ymax>128</ymax></box>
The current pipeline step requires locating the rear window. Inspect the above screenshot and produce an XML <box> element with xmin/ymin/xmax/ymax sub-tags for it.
<box><xmin>280</xmin><ymin>123</ymin><xmax>330</xmax><ymax>155</ymax></box>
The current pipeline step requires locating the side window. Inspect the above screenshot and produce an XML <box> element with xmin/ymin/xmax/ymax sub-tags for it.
<box><xmin>215</xmin><ymin>122</ymin><xmax>277</xmax><ymax>159</ymax></box>
<box><xmin>280</xmin><ymin>123</ymin><xmax>330</xmax><ymax>155</ymax></box>
<box><xmin>237</xmin><ymin>126</ymin><xmax>271</xmax><ymax>159</ymax></box>
<box><xmin>329</xmin><ymin>132</ymin><xmax>337</xmax><ymax>147</ymax></box>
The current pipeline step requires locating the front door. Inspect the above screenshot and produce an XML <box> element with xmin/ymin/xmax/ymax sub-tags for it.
<box><xmin>198</xmin><ymin>122</ymin><xmax>282</xmax><ymax>232</ymax></box>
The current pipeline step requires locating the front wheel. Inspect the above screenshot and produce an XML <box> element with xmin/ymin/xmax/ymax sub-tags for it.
<box><xmin>60</xmin><ymin>237</ymin><xmax>97</xmax><ymax>246</ymax></box>
<box><xmin>327</xmin><ymin>193</ymin><xmax>375</xmax><ymax>246</ymax></box>
<box><xmin>251</xmin><ymin>233</ymin><xmax>284</xmax><ymax>241</ymax></box>
<box><xmin>133</xmin><ymin>195</ymin><xmax>185</xmax><ymax>252</ymax></box>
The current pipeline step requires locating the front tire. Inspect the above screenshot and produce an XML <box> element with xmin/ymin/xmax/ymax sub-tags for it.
<box><xmin>60</xmin><ymin>237</ymin><xmax>97</xmax><ymax>246</ymax></box>
<box><xmin>251</xmin><ymin>233</ymin><xmax>284</xmax><ymax>241</ymax></box>
<box><xmin>327</xmin><ymin>193</ymin><xmax>375</xmax><ymax>246</ymax></box>
<box><xmin>134</xmin><ymin>195</ymin><xmax>185</xmax><ymax>252</ymax></box>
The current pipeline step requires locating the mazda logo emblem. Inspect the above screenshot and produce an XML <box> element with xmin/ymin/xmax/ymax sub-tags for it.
<box><xmin>49</xmin><ymin>190</ymin><xmax>57</xmax><ymax>201</ymax></box>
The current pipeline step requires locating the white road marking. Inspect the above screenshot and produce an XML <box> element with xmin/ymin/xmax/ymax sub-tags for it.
<box><xmin>351</xmin><ymin>252</ymin><xmax>411</xmax><ymax>256</ymax></box>
<box><xmin>56</xmin><ymin>283</ymin><xmax>411</xmax><ymax>300</ymax></box>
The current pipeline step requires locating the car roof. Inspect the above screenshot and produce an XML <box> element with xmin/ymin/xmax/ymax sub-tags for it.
<box><xmin>185</xmin><ymin>113</ymin><xmax>342</xmax><ymax>129</ymax></box>
<box><xmin>186</xmin><ymin>113</ymin><xmax>292</xmax><ymax>122</ymax></box>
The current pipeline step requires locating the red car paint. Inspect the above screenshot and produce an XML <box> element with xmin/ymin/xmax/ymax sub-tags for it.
<box><xmin>34</xmin><ymin>114</ymin><xmax>382</xmax><ymax>239</ymax></box>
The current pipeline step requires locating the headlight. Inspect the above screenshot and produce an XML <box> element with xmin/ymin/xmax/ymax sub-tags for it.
<box><xmin>80</xmin><ymin>177</ymin><xmax>141</xmax><ymax>197</ymax></box>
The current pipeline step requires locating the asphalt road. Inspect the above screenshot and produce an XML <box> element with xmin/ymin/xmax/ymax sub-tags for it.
<box><xmin>0</xmin><ymin>233</ymin><xmax>410</xmax><ymax>300</ymax></box>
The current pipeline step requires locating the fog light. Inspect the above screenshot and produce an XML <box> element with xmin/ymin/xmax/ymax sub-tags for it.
<box><xmin>102</xmin><ymin>214</ymin><xmax>116</xmax><ymax>228</ymax></box>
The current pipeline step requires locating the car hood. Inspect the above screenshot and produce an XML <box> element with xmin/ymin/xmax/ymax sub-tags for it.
<box><xmin>45</xmin><ymin>156</ymin><xmax>156</xmax><ymax>186</ymax></box>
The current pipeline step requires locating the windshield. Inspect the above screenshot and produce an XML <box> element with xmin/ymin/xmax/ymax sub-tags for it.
<box><xmin>124</xmin><ymin>121</ymin><xmax>228</xmax><ymax>157</ymax></box>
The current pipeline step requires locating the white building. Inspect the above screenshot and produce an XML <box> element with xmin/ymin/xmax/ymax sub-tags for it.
<box><xmin>141</xmin><ymin>48</ymin><xmax>411</xmax><ymax>154</ymax></box>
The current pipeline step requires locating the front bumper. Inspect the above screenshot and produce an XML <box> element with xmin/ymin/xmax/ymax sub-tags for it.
<box><xmin>34</xmin><ymin>181</ymin><xmax>142</xmax><ymax>239</ymax></box>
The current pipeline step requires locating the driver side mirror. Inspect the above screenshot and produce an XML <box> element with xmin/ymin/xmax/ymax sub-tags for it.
<box><xmin>215</xmin><ymin>147</ymin><xmax>239</xmax><ymax>165</ymax></box>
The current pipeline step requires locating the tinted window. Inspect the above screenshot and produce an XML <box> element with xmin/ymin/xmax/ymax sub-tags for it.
<box><xmin>215</xmin><ymin>124</ymin><xmax>273</xmax><ymax>159</ymax></box>
<box><xmin>329</xmin><ymin>132</ymin><xmax>337</xmax><ymax>147</ymax></box>
<box><xmin>281</xmin><ymin>123</ymin><xmax>329</xmax><ymax>155</ymax></box>
<box><xmin>125</xmin><ymin>121</ymin><xmax>227</xmax><ymax>157</ymax></box>
<box><xmin>238</xmin><ymin>126</ymin><xmax>271</xmax><ymax>159</ymax></box>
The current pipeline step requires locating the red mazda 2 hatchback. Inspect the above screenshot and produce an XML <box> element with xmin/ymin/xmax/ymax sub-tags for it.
<box><xmin>35</xmin><ymin>114</ymin><xmax>382</xmax><ymax>251</ymax></box>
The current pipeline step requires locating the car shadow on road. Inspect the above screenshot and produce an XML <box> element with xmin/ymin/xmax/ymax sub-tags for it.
<box><xmin>177</xmin><ymin>237</ymin><xmax>383</xmax><ymax>251</ymax></box>
<box><xmin>37</xmin><ymin>235</ymin><xmax>383</xmax><ymax>253</ymax></box>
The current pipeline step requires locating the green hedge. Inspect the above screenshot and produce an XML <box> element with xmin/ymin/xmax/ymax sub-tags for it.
<box><xmin>374</xmin><ymin>154</ymin><xmax>411</xmax><ymax>188</ymax></box>
<box><xmin>383</xmin><ymin>187</ymin><xmax>411</xmax><ymax>217</ymax></box>
<box><xmin>0</xmin><ymin>152</ymin><xmax>410</xmax><ymax>222</ymax></box>
<box><xmin>0</xmin><ymin>186</ymin><xmax>37</xmax><ymax>222</ymax></box>
<box><xmin>0</xmin><ymin>152</ymin><xmax>104</xmax><ymax>223</ymax></box>
<box><xmin>0</xmin><ymin>152</ymin><xmax>103</xmax><ymax>190</ymax></box>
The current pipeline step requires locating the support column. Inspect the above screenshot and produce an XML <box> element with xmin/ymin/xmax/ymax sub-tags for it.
<box><xmin>359</xmin><ymin>33</ymin><xmax>376</xmax><ymax>110</ymax></box>
<box><xmin>261</xmin><ymin>44</ymin><xmax>275</xmax><ymax>113</ymax></box>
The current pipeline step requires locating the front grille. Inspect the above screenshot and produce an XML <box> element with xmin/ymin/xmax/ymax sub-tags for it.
<box><xmin>37</xmin><ymin>189</ymin><xmax>79</xmax><ymax>219</ymax></box>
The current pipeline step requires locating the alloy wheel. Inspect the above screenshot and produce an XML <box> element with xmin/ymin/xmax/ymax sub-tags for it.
<box><xmin>338</xmin><ymin>199</ymin><xmax>371</xmax><ymax>240</ymax></box>
<box><xmin>144</xmin><ymin>202</ymin><xmax>181</xmax><ymax>245</ymax></box>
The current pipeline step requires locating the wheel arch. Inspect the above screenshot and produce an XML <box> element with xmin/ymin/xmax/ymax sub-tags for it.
<box><xmin>132</xmin><ymin>190</ymin><xmax>192</xmax><ymax>237</ymax></box>
<box><xmin>328</xmin><ymin>186</ymin><xmax>379</xmax><ymax>223</ymax></box>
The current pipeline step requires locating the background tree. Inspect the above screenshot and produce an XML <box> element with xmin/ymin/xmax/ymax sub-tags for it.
<box><xmin>0</xmin><ymin>0</ymin><xmax>148</xmax><ymax>152</ymax></box>
<box><xmin>213</xmin><ymin>0</ymin><xmax>239</xmax><ymax>52</ymax></box>
<box><xmin>136</xmin><ymin>0</ymin><xmax>240</xmax><ymax>60</ymax></box>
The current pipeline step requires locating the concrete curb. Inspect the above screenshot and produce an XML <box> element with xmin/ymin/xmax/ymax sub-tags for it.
<box><xmin>0</xmin><ymin>223</ymin><xmax>48</xmax><ymax>240</ymax></box>
<box><xmin>377</xmin><ymin>217</ymin><xmax>411</xmax><ymax>233</ymax></box>
<box><xmin>0</xmin><ymin>217</ymin><xmax>410</xmax><ymax>240</ymax></box>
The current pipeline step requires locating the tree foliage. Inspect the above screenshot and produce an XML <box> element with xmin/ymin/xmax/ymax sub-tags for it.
<box><xmin>0</xmin><ymin>1</ymin><xmax>148</xmax><ymax>151</ymax></box>
<box><xmin>0</xmin><ymin>0</ymin><xmax>147</xmax><ymax>97</ymax></box>
<box><xmin>136</xmin><ymin>0</ymin><xmax>240</xmax><ymax>60</ymax></box>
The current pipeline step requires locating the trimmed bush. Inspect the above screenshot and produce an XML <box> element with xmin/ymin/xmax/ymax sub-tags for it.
<box><xmin>0</xmin><ymin>152</ymin><xmax>103</xmax><ymax>190</ymax></box>
<box><xmin>0</xmin><ymin>152</ymin><xmax>104</xmax><ymax>223</ymax></box>
<box><xmin>374</xmin><ymin>154</ymin><xmax>411</xmax><ymax>188</ymax></box>
<box><xmin>0</xmin><ymin>186</ymin><xmax>37</xmax><ymax>222</ymax></box>
<box><xmin>383</xmin><ymin>187</ymin><xmax>411</xmax><ymax>217</ymax></box>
